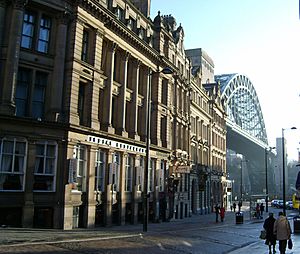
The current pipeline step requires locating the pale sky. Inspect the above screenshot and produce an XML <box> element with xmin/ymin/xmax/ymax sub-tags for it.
<box><xmin>151</xmin><ymin>0</ymin><xmax>300</xmax><ymax>160</ymax></box>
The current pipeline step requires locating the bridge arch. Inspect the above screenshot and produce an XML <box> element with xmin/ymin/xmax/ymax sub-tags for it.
<box><xmin>215</xmin><ymin>73</ymin><xmax>268</xmax><ymax>144</ymax></box>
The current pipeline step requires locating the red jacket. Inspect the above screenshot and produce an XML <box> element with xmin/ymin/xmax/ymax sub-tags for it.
<box><xmin>220</xmin><ymin>207</ymin><xmax>225</xmax><ymax>218</ymax></box>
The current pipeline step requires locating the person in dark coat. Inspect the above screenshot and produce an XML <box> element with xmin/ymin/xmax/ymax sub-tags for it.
<box><xmin>264</xmin><ymin>213</ymin><xmax>276</xmax><ymax>254</ymax></box>
<box><xmin>238</xmin><ymin>201</ymin><xmax>242</xmax><ymax>212</ymax></box>
<box><xmin>260</xmin><ymin>203</ymin><xmax>265</xmax><ymax>217</ymax></box>
<box><xmin>233</xmin><ymin>202</ymin><xmax>236</xmax><ymax>212</ymax></box>
<box><xmin>214</xmin><ymin>204</ymin><xmax>220</xmax><ymax>222</ymax></box>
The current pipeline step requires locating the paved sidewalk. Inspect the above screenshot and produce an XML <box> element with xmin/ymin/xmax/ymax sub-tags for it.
<box><xmin>1</xmin><ymin>206</ymin><xmax>299</xmax><ymax>254</ymax></box>
<box><xmin>0</xmin><ymin>209</ymin><xmax>243</xmax><ymax>246</ymax></box>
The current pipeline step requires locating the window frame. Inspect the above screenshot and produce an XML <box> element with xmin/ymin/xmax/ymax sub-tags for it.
<box><xmin>125</xmin><ymin>154</ymin><xmax>134</xmax><ymax>192</ymax></box>
<box><xmin>16</xmin><ymin>67</ymin><xmax>48</xmax><ymax>119</ymax></box>
<box><xmin>95</xmin><ymin>149</ymin><xmax>106</xmax><ymax>192</ymax></box>
<box><xmin>158</xmin><ymin>160</ymin><xmax>165</xmax><ymax>192</ymax></box>
<box><xmin>21</xmin><ymin>10</ymin><xmax>52</xmax><ymax>54</ymax></box>
<box><xmin>33</xmin><ymin>141</ymin><xmax>57</xmax><ymax>192</ymax></box>
<box><xmin>0</xmin><ymin>137</ymin><xmax>27</xmax><ymax>192</ymax></box>
<box><xmin>111</xmin><ymin>152</ymin><xmax>120</xmax><ymax>192</ymax></box>
<box><xmin>74</xmin><ymin>144</ymin><xmax>87</xmax><ymax>192</ymax></box>
<box><xmin>81</xmin><ymin>28</ymin><xmax>89</xmax><ymax>62</ymax></box>
<box><xmin>37</xmin><ymin>14</ymin><xmax>51</xmax><ymax>53</ymax></box>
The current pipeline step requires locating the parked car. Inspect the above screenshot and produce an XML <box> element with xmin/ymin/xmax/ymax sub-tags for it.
<box><xmin>271</xmin><ymin>199</ymin><xmax>279</xmax><ymax>207</ymax></box>
<box><xmin>286</xmin><ymin>201</ymin><xmax>293</xmax><ymax>210</ymax></box>
<box><xmin>276</xmin><ymin>200</ymin><xmax>284</xmax><ymax>208</ymax></box>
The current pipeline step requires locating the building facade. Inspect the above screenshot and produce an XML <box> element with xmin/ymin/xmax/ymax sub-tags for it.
<box><xmin>0</xmin><ymin>0</ymin><xmax>226</xmax><ymax>229</ymax></box>
<box><xmin>186</xmin><ymin>48</ymin><xmax>227</xmax><ymax>214</ymax></box>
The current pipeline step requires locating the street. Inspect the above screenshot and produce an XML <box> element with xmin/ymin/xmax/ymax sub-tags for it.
<box><xmin>0</xmin><ymin>207</ymin><xmax>299</xmax><ymax>254</ymax></box>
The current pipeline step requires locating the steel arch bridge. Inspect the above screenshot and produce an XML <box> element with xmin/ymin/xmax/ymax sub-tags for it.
<box><xmin>215</xmin><ymin>73</ymin><xmax>268</xmax><ymax>148</ymax></box>
<box><xmin>215</xmin><ymin>73</ymin><xmax>270</xmax><ymax>196</ymax></box>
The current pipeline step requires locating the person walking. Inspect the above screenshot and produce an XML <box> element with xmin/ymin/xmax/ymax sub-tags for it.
<box><xmin>260</xmin><ymin>203</ymin><xmax>265</xmax><ymax>217</ymax></box>
<box><xmin>273</xmin><ymin>212</ymin><xmax>291</xmax><ymax>254</ymax></box>
<box><xmin>214</xmin><ymin>204</ymin><xmax>220</xmax><ymax>222</ymax></box>
<box><xmin>233</xmin><ymin>202</ymin><xmax>236</xmax><ymax>212</ymax></box>
<box><xmin>220</xmin><ymin>206</ymin><xmax>225</xmax><ymax>222</ymax></box>
<box><xmin>238</xmin><ymin>201</ymin><xmax>242</xmax><ymax>212</ymax></box>
<box><xmin>256</xmin><ymin>203</ymin><xmax>261</xmax><ymax>219</ymax></box>
<box><xmin>263</xmin><ymin>213</ymin><xmax>276</xmax><ymax>254</ymax></box>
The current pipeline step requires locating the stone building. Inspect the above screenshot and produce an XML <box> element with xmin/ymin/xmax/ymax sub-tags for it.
<box><xmin>186</xmin><ymin>48</ymin><xmax>227</xmax><ymax>213</ymax></box>
<box><xmin>0</xmin><ymin>0</ymin><xmax>226</xmax><ymax>229</ymax></box>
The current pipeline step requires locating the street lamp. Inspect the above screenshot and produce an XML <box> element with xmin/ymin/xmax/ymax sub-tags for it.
<box><xmin>265</xmin><ymin>146</ymin><xmax>276</xmax><ymax>212</ymax></box>
<box><xmin>282</xmin><ymin>127</ymin><xmax>297</xmax><ymax>215</ymax></box>
<box><xmin>143</xmin><ymin>66</ymin><xmax>173</xmax><ymax>232</ymax></box>
<box><xmin>240</xmin><ymin>159</ymin><xmax>249</xmax><ymax>202</ymax></box>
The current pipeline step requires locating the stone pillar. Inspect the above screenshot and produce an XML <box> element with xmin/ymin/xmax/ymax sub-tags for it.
<box><xmin>86</xmin><ymin>147</ymin><xmax>97</xmax><ymax>228</ymax></box>
<box><xmin>67</xmin><ymin>18</ymin><xmax>84</xmax><ymax>125</ymax></box>
<box><xmin>154</xmin><ymin>160</ymin><xmax>160</xmax><ymax>222</ymax></box>
<box><xmin>90</xmin><ymin>29</ymin><xmax>104</xmax><ymax>130</ymax></box>
<box><xmin>139</xmin><ymin>68</ymin><xmax>148</xmax><ymax>140</ymax></box>
<box><xmin>120</xmin><ymin>153</ymin><xmax>127</xmax><ymax>225</ymax></box>
<box><xmin>47</xmin><ymin>12</ymin><xmax>69</xmax><ymax>121</ymax></box>
<box><xmin>102</xmin><ymin>42</ymin><xmax>117</xmax><ymax>134</ymax></box>
<box><xmin>22</xmin><ymin>142</ymin><xmax>35</xmax><ymax>227</ymax></box>
<box><xmin>117</xmin><ymin>52</ymin><xmax>129</xmax><ymax>137</ymax></box>
<box><xmin>105</xmin><ymin>150</ymin><xmax>114</xmax><ymax>226</ymax></box>
<box><xmin>0</xmin><ymin>0</ymin><xmax>27</xmax><ymax>115</ymax></box>
<box><xmin>151</xmin><ymin>74</ymin><xmax>162</xmax><ymax>146</ymax></box>
<box><xmin>130</xmin><ymin>59</ymin><xmax>140</xmax><ymax>140</ymax></box>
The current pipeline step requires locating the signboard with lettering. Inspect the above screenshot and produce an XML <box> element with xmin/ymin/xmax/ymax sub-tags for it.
<box><xmin>173</xmin><ymin>165</ymin><xmax>190</xmax><ymax>174</ymax></box>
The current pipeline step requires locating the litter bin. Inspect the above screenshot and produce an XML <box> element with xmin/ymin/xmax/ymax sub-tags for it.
<box><xmin>293</xmin><ymin>216</ymin><xmax>300</xmax><ymax>233</ymax></box>
<box><xmin>236</xmin><ymin>212</ymin><xmax>243</xmax><ymax>224</ymax></box>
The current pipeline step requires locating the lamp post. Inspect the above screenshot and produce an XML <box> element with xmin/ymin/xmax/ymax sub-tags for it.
<box><xmin>240</xmin><ymin>159</ymin><xmax>249</xmax><ymax>202</ymax></box>
<box><xmin>265</xmin><ymin>146</ymin><xmax>276</xmax><ymax>212</ymax></box>
<box><xmin>143</xmin><ymin>66</ymin><xmax>173</xmax><ymax>232</ymax></box>
<box><xmin>282</xmin><ymin>127</ymin><xmax>297</xmax><ymax>215</ymax></box>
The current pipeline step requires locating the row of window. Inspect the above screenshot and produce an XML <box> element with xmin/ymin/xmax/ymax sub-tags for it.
<box><xmin>190</xmin><ymin>90</ymin><xmax>210</xmax><ymax>113</ymax></box>
<box><xmin>212</xmin><ymin>156</ymin><xmax>225</xmax><ymax>171</ymax></box>
<box><xmin>190</xmin><ymin>117</ymin><xmax>210</xmax><ymax>141</ymax></box>
<box><xmin>73</xmin><ymin>145</ymin><xmax>167</xmax><ymax>193</ymax></box>
<box><xmin>212</xmin><ymin>132</ymin><xmax>226</xmax><ymax>151</ymax></box>
<box><xmin>0</xmin><ymin>138</ymin><xmax>170</xmax><ymax>193</ymax></box>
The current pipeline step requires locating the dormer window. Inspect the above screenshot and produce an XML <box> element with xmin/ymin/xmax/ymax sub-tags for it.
<box><xmin>149</xmin><ymin>35</ymin><xmax>153</xmax><ymax>47</ymax></box>
<box><xmin>139</xmin><ymin>28</ymin><xmax>145</xmax><ymax>40</ymax></box>
<box><xmin>127</xmin><ymin>17</ymin><xmax>135</xmax><ymax>31</ymax></box>
<box><xmin>115</xmin><ymin>6</ymin><xmax>124</xmax><ymax>21</ymax></box>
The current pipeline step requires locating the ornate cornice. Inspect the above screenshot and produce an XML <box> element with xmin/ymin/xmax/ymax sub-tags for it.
<box><xmin>79</xmin><ymin>0</ymin><xmax>161</xmax><ymax>64</ymax></box>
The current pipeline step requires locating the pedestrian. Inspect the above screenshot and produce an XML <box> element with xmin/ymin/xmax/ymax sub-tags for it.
<box><xmin>230</xmin><ymin>205</ymin><xmax>233</xmax><ymax>212</ymax></box>
<box><xmin>263</xmin><ymin>212</ymin><xmax>276</xmax><ymax>254</ymax></box>
<box><xmin>256</xmin><ymin>203</ymin><xmax>261</xmax><ymax>219</ymax></box>
<box><xmin>214</xmin><ymin>204</ymin><xmax>220</xmax><ymax>222</ymax></box>
<box><xmin>238</xmin><ymin>201</ymin><xmax>242</xmax><ymax>212</ymax></box>
<box><xmin>233</xmin><ymin>202</ymin><xmax>236</xmax><ymax>212</ymax></box>
<box><xmin>260</xmin><ymin>203</ymin><xmax>265</xmax><ymax>217</ymax></box>
<box><xmin>273</xmin><ymin>212</ymin><xmax>291</xmax><ymax>254</ymax></box>
<box><xmin>220</xmin><ymin>206</ymin><xmax>225</xmax><ymax>222</ymax></box>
